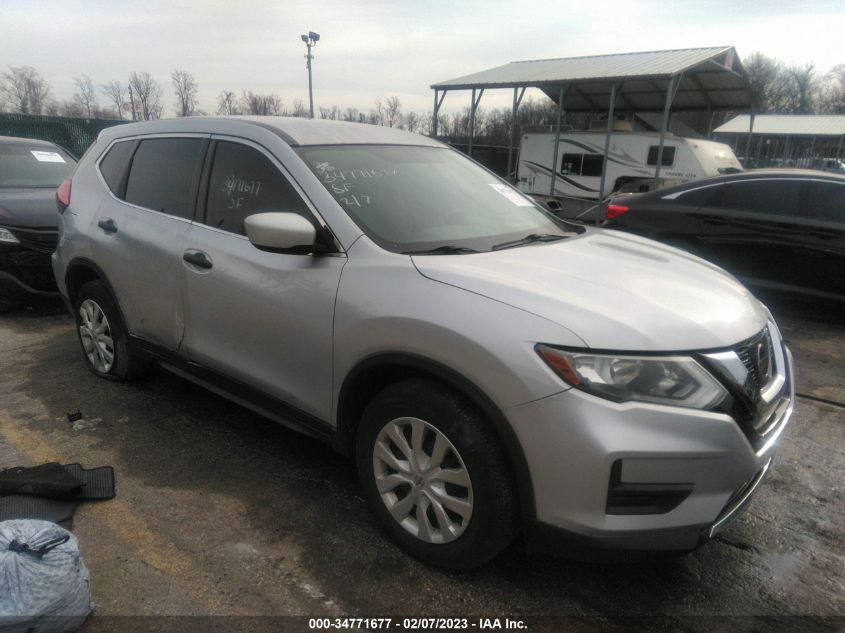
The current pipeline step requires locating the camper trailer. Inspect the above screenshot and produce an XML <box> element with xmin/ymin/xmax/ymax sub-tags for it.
<box><xmin>517</xmin><ymin>130</ymin><xmax>742</xmax><ymax>201</ymax></box>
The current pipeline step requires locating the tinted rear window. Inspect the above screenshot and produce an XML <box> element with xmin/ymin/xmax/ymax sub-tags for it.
<box><xmin>677</xmin><ymin>184</ymin><xmax>721</xmax><ymax>206</ymax></box>
<box><xmin>720</xmin><ymin>179</ymin><xmax>803</xmax><ymax>216</ymax></box>
<box><xmin>0</xmin><ymin>143</ymin><xmax>76</xmax><ymax>187</ymax></box>
<box><xmin>808</xmin><ymin>181</ymin><xmax>845</xmax><ymax>222</ymax></box>
<box><xmin>99</xmin><ymin>140</ymin><xmax>136</xmax><ymax>196</ymax></box>
<box><xmin>125</xmin><ymin>138</ymin><xmax>205</xmax><ymax>219</ymax></box>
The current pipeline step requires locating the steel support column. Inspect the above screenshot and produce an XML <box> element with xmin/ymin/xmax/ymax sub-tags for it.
<box><xmin>506</xmin><ymin>87</ymin><xmax>527</xmax><ymax>181</ymax></box>
<box><xmin>654</xmin><ymin>74</ymin><xmax>681</xmax><ymax>181</ymax></box>
<box><xmin>549</xmin><ymin>85</ymin><xmax>568</xmax><ymax>196</ymax></box>
<box><xmin>468</xmin><ymin>88</ymin><xmax>484</xmax><ymax>157</ymax></box>
<box><xmin>432</xmin><ymin>89</ymin><xmax>446</xmax><ymax>138</ymax></box>
<box><xmin>598</xmin><ymin>83</ymin><xmax>619</xmax><ymax>208</ymax></box>
<box><xmin>745</xmin><ymin>112</ymin><xmax>756</xmax><ymax>163</ymax></box>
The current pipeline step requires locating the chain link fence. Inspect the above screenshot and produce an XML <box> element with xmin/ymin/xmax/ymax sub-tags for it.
<box><xmin>0</xmin><ymin>113</ymin><xmax>130</xmax><ymax>159</ymax></box>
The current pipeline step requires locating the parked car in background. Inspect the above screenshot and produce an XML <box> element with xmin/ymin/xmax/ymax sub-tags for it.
<box><xmin>0</xmin><ymin>136</ymin><xmax>77</xmax><ymax>310</ymax></box>
<box><xmin>603</xmin><ymin>170</ymin><xmax>845</xmax><ymax>301</ymax></box>
<box><xmin>53</xmin><ymin>118</ymin><xmax>793</xmax><ymax>568</ymax></box>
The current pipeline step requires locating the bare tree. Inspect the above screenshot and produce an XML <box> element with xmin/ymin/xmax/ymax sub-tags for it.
<box><xmin>128</xmin><ymin>71</ymin><xmax>163</xmax><ymax>120</ymax></box>
<box><xmin>341</xmin><ymin>107</ymin><xmax>360</xmax><ymax>122</ymax></box>
<box><xmin>290</xmin><ymin>98</ymin><xmax>309</xmax><ymax>118</ymax></box>
<box><xmin>73</xmin><ymin>75</ymin><xmax>97</xmax><ymax>118</ymax></box>
<box><xmin>0</xmin><ymin>66</ymin><xmax>51</xmax><ymax>115</ymax></box>
<box><xmin>240</xmin><ymin>91</ymin><xmax>284</xmax><ymax>115</ymax></box>
<box><xmin>319</xmin><ymin>104</ymin><xmax>340</xmax><ymax>120</ymax></box>
<box><xmin>171</xmin><ymin>68</ymin><xmax>198</xmax><ymax>117</ymax></box>
<box><xmin>382</xmin><ymin>96</ymin><xmax>402</xmax><ymax>128</ymax></box>
<box><xmin>216</xmin><ymin>90</ymin><xmax>240</xmax><ymax>115</ymax></box>
<box><xmin>101</xmin><ymin>80</ymin><xmax>126</xmax><ymax>119</ymax></box>
<box><xmin>818</xmin><ymin>64</ymin><xmax>845</xmax><ymax>114</ymax></box>
<box><xmin>784</xmin><ymin>64</ymin><xmax>818</xmax><ymax>114</ymax></box>
<box><xmin>404</xmin><ymin>111</ymin><xmax>420</xmax><ymax>134</ymax></box>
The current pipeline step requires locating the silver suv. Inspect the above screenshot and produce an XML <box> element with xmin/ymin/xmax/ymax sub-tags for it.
<box><xmin>53</xmin><ymin>117</ymin><xmax>793</xmax><ymax>568</ymax></box>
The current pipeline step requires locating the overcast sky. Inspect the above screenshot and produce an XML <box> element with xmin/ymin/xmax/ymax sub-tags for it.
<box><xmin>2</xmin><ymin>0</ymin><xmax>843</xmax><ymax>117</ymax></box>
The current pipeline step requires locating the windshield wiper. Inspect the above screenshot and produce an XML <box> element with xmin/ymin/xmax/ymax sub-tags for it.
<box><xmin>403</xmin><ymin>245</ymin><xmax>481</xmax><ymax>255</ymax></box>
<box><xmin>491</xmin><ymin>233</ymin><xmax>568</xmax><ymax>251</ymax></box>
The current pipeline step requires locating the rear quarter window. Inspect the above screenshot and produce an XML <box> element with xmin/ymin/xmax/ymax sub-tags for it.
<box><xmin>98</xmin><ymin>140</ymin><xmax>136</xmax><ymax>197</ymax></box>
<box><xmin>676</xmin><ymin>184</ymin><xmax>721</xmax><ymax>206</ymax></box>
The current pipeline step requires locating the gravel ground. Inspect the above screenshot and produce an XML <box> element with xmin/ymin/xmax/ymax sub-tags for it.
<box><xmin>0</xmin><ymin>293</ymin><xmax>842</xmax><ymax>633</ymax></box>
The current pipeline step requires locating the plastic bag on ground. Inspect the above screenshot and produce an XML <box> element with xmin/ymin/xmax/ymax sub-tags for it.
<box><xmin>0</xmin><ymin>519</ymin><xmax>91</xmax><ymax>633</ymax></box>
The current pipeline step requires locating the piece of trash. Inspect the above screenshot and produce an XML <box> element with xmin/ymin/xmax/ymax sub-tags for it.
<box><xmin>71</xmin><ymin>418</ymin><xmax>100</xmax><ymax>431</ymax></box>
<box><xmin>66</xmin><ymin>411</ymin><xmax>82</xmax><ymax>423</ymax></box>
<box><xmin>0</xmin><ymin>519</ymin><xmax>92</xmax><ymax>632</ymax></box>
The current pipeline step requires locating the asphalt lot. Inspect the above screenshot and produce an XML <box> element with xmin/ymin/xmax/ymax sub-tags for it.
<box><xmin>0</xmin><ymin>292</ymin><xmax>843</xmax><ymax>632</ymax></box>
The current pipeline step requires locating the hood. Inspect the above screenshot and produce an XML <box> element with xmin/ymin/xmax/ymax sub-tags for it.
<box><xmin>0</xmin><ymin>188</ymin><xmax>60</xmax><ymax>229</ymax></box>
<box><xmin>412</xmin><ymin>229</ymin><xmax>768</xmax><ymax>352</ymax></box>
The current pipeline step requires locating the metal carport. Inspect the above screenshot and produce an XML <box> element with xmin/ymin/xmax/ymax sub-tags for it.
<box><xmin>431</xmin><ymin>46</ymin><xmax>753</xmax><ymax>202</ymax></box>
<box><xmin>714</xmin><ymin>114</ymin><xmax>845</xmax><ymax>164</ymax></box>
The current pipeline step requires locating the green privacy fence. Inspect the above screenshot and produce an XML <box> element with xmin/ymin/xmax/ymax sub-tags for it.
<box><xmin>0</xmin><ymin>113</ymin><xmax>131</xmax><ymax>159</ymax></box>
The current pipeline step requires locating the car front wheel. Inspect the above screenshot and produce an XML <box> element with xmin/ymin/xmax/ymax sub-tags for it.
<box><xmin>356</xmin><ymin>379</ymin><xmax>517</xmax><ymax>569</ymax></box>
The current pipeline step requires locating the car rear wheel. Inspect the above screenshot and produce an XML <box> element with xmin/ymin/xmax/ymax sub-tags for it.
<box><xmin>74</xmin><ymin>280</ymin><xmax>148</xmax><ymax>380</ymax></box>
<box><xmin>356</xmin><ymin>378</ymin><xmax>517</xmax><ymax>569</ymax></box>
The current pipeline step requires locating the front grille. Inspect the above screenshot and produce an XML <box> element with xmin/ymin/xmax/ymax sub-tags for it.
<box><xmin>736</xmin><ymin>328</ymin><xmax>774</xmax><ymax>401</ymax></box>
<box><xmin>699</xmin><ymin>326</ymin><xmax>789</xmax><ymax>452</ymax></box>
<box><xmin>7</xmin><ymin>227</ymin><xmax>58</xmax><ymax>254</ymax></box>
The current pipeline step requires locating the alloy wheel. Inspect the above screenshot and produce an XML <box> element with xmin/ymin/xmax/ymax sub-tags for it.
<box><xmin>372</xmin><ymin>416</ymin><xmax>474</xmax><ymax>544</ymax></box>
<box><xmin>78</xmin><ymin>299</ymin><xmax>115</xmax><ymax>373</ymax></box>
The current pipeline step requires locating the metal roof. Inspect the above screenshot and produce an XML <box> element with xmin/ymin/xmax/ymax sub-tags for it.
<box><xmin>714</xmin><ymin>114</ymin><xmax>845</xmax><ymax>136</ymax></box>
<box><xmin>432</xmin><ymin>47</ymin><xmax>752</xmax><ymax>112</ymax></box>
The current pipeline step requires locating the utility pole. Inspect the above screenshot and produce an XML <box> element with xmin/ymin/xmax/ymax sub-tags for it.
<box><xmin>128</xmin><ymin>82</ymin><xmax>137</xmax><ymax>121</ymax></box>
<box><xmin>300</xmin><ymin>31</ymin><xmax>320</xmax><ymax>118</ymax></box>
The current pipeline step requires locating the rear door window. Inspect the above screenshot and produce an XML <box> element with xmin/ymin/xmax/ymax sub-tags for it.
<box><xmin>719</xmin><ymin>179</ymin><xmax>804</xmax><ymax>217</ymax></box>
<box><xmin>203</xmin><ymin>141</ymin><xmax>310</xmax><ymax>236</ymax></box>
<box><xmin>808</xmin><ymin>181</ymin><xmax>845</xmax><ymax>222</ymax></box>
<box><xmin>124</xmin><ymin>138</ymin><xmax>206</xmax><ymax>219</ymax></box>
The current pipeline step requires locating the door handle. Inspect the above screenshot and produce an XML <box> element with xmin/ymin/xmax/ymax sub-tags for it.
<box><xmin>97</xmin><ymin>218</ymin><xmax>118</xmax><ymax>234</ymax></box>
<box><xmin>183</xmin><ymin>249</ymin><xmax>213</xmax><ymax>270</ymax></box>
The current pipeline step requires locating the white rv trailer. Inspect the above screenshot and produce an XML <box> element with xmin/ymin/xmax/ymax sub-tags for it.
<box><xmin>517</xmin><ymin>131</ymin><xmax>742</xmax><ymax>201</ymax></box>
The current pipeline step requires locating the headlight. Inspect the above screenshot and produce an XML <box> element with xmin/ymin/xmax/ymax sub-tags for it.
<box><xmin>0</xmin><ymin>227</ymin><xmax>20</xmax><ymax>244</ymax></box>
<box><xmin>536</xmin><ymin>344</ymin><xmax>729</xmax><ymax>410</ymax></box>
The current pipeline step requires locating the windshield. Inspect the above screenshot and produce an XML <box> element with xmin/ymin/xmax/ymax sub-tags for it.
<box><xmin>0</xmin><ymin>143</ymin><xmax>77</xmax><ymax>188</ymax></box>
<box><xmin>296</xmin><ymin>145</ymin><xmax>575</xmax><ymax>253</ymax></box>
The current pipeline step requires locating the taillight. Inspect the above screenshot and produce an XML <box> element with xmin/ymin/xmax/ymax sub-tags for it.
<box><xmin>56</xmin><ymin>178</ymin><xmax>72</xmax><ymax>213</ymax></box>
<box><xmin>605</xmin><ymin>204</ymin><xmax>630</xmax><ymax>219</ymax></box>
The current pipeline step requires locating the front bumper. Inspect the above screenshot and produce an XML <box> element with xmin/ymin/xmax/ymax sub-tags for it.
<box><xmin>0</xmin><ymin>245</ymin><xmax>59</xmax><ymax>301</ymax></box>
<box><xmin>507</xmin><ymin>346</ymin><xmax>794</xmax><ymax>553</ymax></box>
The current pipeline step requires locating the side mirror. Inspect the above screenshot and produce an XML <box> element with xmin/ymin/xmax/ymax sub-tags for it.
<box><xmin>244</xmin><ymin>212</ymin><xmax>317</xmax><ymax>254</ymax></box>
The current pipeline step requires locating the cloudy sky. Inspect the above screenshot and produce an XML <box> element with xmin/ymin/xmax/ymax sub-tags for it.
<box><xmin>2</xmin><ymin>0</ymin><xmax>843</xmax><ymax>116</ymax></box>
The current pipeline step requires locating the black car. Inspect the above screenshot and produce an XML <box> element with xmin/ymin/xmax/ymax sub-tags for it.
<box><xmin>603</xmin><ymin>169</ymin><xmax>845</xmax><ymax>301</ymax></box>
<box><xmin>0</xmin><ymin>136</ymin><xmax>77</xmax><ymax>310</ymax></box>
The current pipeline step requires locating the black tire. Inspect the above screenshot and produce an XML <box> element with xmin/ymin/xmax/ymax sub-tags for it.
<box><xmin>73</xmin><ymin>280</ymin><xmax>149</xmax><ymax>381</ymax></box>
<box><xmin>356</xmin><ymin>378</ymin><xmax>518</xmax><ymax>569</ymax></box>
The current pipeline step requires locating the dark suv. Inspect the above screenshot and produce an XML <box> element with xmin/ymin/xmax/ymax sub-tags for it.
<box><xmin>603</xmin><ymin>170</ymin><xmax>845</xmax><ymax>300</ymax></box>
<box><xmin>0</xmin><ymin>136</ymin><xmax>77</xmax><ymax>310</ymax></box>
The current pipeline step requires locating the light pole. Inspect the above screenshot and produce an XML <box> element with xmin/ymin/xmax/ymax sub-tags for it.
<box><xmin>301</xmin><ymin>31</ymin><xmax>320</xmax><ymax>118</ymax></box>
